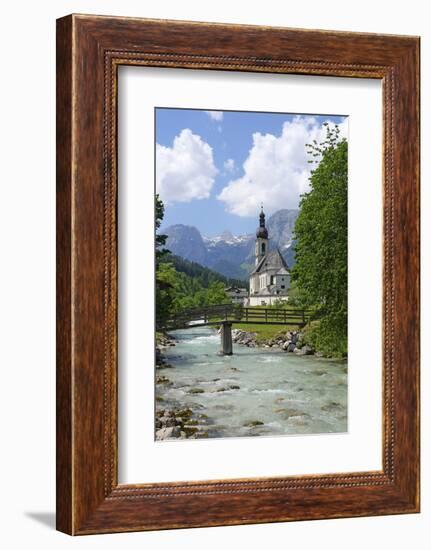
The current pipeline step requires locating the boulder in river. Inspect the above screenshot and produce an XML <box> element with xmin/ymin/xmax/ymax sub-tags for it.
<box><xmin>156</xmin><ymin>426</ymin><xmax>181</xmax><ymax>440</ymax></box>
<box><xmin>244</xmin><ymin>420</ymin><xmax>264</xmax><ymax>427</ymax></box>
<box><xmin>188</xmin><ymin>387</ymin><xmax>205</xmax><ymax>394</ymax></box>
<box><xmin>294</xmin><ymin>344</ymin><xmax>314</xmax><ymax>355</ymax></box>
<box><xmin>156</xmin><ymin>375</ymin><xmax>172</xmax><ymax>385</ymax></box>
<box><xmin>160</xmin><ymin>416</ymin><xmax>178</xmax><ymax>427</ymax></box>
<box><xmin>288</xmin><ymin>331</ymin><xmax>299</xmax><ymax>344</ymax></box>
<box><xmin>283</xmin><ymin>341</ymin><xmax>296</xmax><ymax>352</ymax></box>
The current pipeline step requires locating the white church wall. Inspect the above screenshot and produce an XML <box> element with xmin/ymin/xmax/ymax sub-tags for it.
<box><xmin>248</xmin><ymin>295</ymin><xmax>289</xmax><ymax>307</ymax></box>
<box><xmin>274</xmin><ymin>274</ymin><xmax>290</xmax><ymax>292</ymax></box>
<box><xmin>248</xmin><ymin>209</ymin><xmax>290</xmax><ymax>304</ymax></box>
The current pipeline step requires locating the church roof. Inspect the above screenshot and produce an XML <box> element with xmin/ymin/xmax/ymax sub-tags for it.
<box><xmin>251</xmin><ymin>249</ymin><xmax>289</xmax><ymax>275</ymax></box>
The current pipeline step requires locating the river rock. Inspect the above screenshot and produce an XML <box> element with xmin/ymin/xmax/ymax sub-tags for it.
<box><xmin>311</xmin><ymin>369</ymin><xmax>327</xmax><ymax>376</ymax></box>
<box><xmin>156</xmin><ymin>375</ymin><xmax>172</xmax><ymax>385</ymax></box>
<box><xmin>287</xmin><ymin>331</ymin><xmax>298</xmax><ymax>344</ymax></box>
<box><xmin>183</xmin><ymin>426</ymin><xmax>199</xmax><ymax>437</ymax></box>
<box><xmin>160</xmin><ymin>416</ymin><xmax>177</xmax><ymax>427</ymax></box>
<box><xmin>177</xmin><ymin>408</ymin><xmax>193</xmax><ymax>418</ymax></box>
<box><xmin>321</xmin><ymin>402</ymin><xmax>344</xmax><ymax>413</ymax></box>
<box><xmin>294</xmin><ymin>344</ymin><xmax>314</xmax><ymax>355</ymax></box>
<box><xmin>156</xmin><ymin>362</ymin><xmax>174</xmax><ymax>370</ymax></box>
<box><xmin>156</xmin><ymin>426</ymin><xmax>181</xmax><ymax>440</ymax></box>
<box><xmin>283</xmin><ymin>341</ymin><xmax>296</xmax><ymax>352</ymax></box>
<box><xmin>184</xmin><ymin>419</ymin><xmax>199</xmax><ymax>426</ymax></box>
<box><xmin>157</xmin><ymin>333</ymin><xmax>176</xmax><ymax>348</ymax></box>
<box><xmin>244</xmin><ymin>420</ymin><xmax>264</xmax><ymax>427</ymax></box>
<box><xmin>275</xmin><ymin>408</ymin><xmax>310</xmax><ymax>420</ymax></box>
<box><xmin>232</xmin><ymin>329</ymin><xmax>257</xmax><ymax>347</ymax></box>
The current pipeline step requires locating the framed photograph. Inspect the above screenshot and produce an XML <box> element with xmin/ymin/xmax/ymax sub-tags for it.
<box><xmin>56</xmin><ymin>14</ymin><xmax>420</xmax><ymax>534</ymax></box>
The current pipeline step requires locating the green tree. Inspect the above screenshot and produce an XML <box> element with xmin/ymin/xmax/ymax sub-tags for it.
<box><xmin>155</xmin><ymin>261</ymin><xmax>177</xmax><ymax>322</ymax></box>
<box><xmin>284</xmin><ymin>279</ymin><xmax>308</xmax><ymax>308</ymax></box>
<box><xmin>155</xmin><ymin>194</ymin><xmax>169</xmax><ymax>262</ymax></box>
<box><xmin>291</xmin><ymin>125</ymin><xmax>348</xmax><ymax>356</ymax></box>
<box><xmin>155</xmin><ymin>195</ymin><xmax>228</xmax><ymax>325</ymax></box>
<box><xmin>155</xmin><ymin>194</ymin><xmax>174</xmax><ymax>323</ymax></box>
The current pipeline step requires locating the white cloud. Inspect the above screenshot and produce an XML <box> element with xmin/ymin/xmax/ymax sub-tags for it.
<box><xmin>224</xmin><ymin>158</ymin><xmax>235</xmax><ymax>173</ymax></box>
<box><xmin>205</xmin><ymin>110</ymin><xmax>223</xmax><ymax>122</ymax></box>
<box><xmin>217</xmin><ymin>117</ymin><xmax>348</xmax><ymax>217</ymax></box>
<box><xmin>156</xmin><ymin>129</ymin><xmax>218</xmax><ymax>203</ymax></box>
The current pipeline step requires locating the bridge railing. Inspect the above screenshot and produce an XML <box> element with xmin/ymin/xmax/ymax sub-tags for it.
<box><xmin>233</xmin><ymin>306</ymin><xmax>317</xmax><ymax>325</ymax></box>
<box><xmin>158</xmin><ymin>303</ymin><xmax>235</xmax><ymax>329</ymax></box>
<box><xmin>160</xmin><ymin>304</ymin><xmax>317</xmax><ymax>330</ymax></box>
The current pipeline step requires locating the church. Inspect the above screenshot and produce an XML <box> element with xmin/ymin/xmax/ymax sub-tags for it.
<box><xmin>247</xmin><ymin>206</ymin><xmax>290</xmax><ymax>306</ymax></box>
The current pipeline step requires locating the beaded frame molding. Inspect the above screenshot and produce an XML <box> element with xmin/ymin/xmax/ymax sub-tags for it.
<box><xmin>56</xmin><ymin>14</ymin><xmax>420</xmax><ymax>535</ymax></box>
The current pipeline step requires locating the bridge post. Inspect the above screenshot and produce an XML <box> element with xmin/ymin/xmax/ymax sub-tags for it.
<box><xmin>219</xmin><ymin>321</ymin><xmax>233</xmax><ymax>355</ymax></box>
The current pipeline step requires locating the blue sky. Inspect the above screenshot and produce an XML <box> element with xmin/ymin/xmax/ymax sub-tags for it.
<box><xmin>156</xmin><ymin>108</ymin><xmax>347</xmax><ymax>237</ymax></box>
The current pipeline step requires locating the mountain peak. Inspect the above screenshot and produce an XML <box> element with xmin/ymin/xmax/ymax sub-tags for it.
<box><xmin>220</xmin><ymin>230</ymin><xmax>234</xmax><ymax>241</ymax></box>
<box><xmin>164</xmin><ymin>224</ymin><xmax>207</xmax><ymax>265</ymax></box>
<box><xmin>162</xmin><ymin>209</ymin><xmax>299</xmax><ymax>280</ymax></box>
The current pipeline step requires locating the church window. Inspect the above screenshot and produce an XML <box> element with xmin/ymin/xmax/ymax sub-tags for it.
<box><xmin>270</xmin><ymin>275</ymin><xmax>275</xmax><ymax>285</ymax></box>
<box><xmin>261</xmin><ymin>242</ymin><xmax>266</xmax><ymax>254</ymax></box>
<box><xmin>281</xmin><ymin>285</ymin><xmax>285</xmax><ymax>289</ymax></box>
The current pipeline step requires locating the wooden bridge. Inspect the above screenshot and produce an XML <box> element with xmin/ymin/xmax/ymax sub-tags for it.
<box><xmin>158</xmin><ymin>303</ymin><xmax>315</xmax><ymax>355</ymax></box>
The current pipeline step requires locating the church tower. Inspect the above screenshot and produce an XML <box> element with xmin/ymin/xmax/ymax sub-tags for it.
<box><xmin>255</xmin><ymin>205</ymin><xmax>269</xmax><ymax>266</ymax></box>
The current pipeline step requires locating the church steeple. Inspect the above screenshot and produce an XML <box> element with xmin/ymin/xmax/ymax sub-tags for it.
<box><xmin>256</xmin><ymin>203</ymin><xmax>268</xmax><ymax>239</ymax></box>
<box><xmin>255</xmin><ymin>204</ymin><xmax>269</xmax><ymax>265</ymax></box>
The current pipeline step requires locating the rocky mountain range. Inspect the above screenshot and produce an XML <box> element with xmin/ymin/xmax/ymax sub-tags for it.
<box><xmin>163</xmin><ymin>209</ymin><xmax>298</xmax><ymax>281</ymax></box>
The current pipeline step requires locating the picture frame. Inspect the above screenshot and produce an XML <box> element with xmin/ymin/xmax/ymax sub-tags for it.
<box><xmin>56</xmin><ymin>14</ymin><xmax>420</xmax><ymax>535</ymax></box>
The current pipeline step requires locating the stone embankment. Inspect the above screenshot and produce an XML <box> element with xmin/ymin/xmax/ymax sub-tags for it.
<box><xmin>231</xmin><ymin>328</ymin><xmax>317</xmax><ymax>356</ymax></box>
<box><xmin>156</xmin><ymin>332</ymin><xmax>176</xmax><ymax>370</ymax></box>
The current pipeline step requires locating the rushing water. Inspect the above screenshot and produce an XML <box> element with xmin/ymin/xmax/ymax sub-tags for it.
<box><xmin>156</xmin><ymin>326</ymin><xmax>347</xmax><ymax>439</ymax></box>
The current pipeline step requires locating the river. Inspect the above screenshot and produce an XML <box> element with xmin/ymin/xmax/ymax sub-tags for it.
<box><xmin>156</xmin><ymin>326</ymin><xmax>347</xmax><ymax>439</ymax></box>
